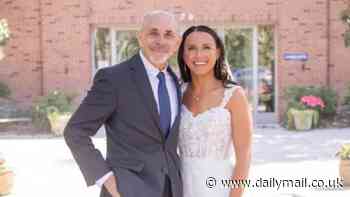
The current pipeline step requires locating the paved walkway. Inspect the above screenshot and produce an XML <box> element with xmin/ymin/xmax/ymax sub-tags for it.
<box><xmin>0</xmin><ymin>127</ymin><xmax>349</xmax><ymax>197</ymax></box>
<box><xmin>247</xmin><ymin>127</ymin><xmax>350</xmax><ymax>197</ymax></box>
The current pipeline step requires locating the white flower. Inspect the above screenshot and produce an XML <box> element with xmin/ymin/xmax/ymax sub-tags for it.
<box><xmin>0</xmin><ymin>19</ymin><xmax>10</xmax><ymax>45</ymax></box>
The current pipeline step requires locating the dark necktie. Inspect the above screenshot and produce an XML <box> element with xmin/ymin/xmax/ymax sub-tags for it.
<box><xmin>157</xmin><ymin>72</ymin><xmax>171</xmax><ymax>138</ymax></box>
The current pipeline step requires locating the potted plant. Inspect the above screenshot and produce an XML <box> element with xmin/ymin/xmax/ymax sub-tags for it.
<box><xmin>336</xmin><ymin>144</ymin><xmax>350</xmax><ymax>186</ymax></box>
<box><xmin>287</xmin><ymin>95</ymin><xmax>325</xmax><ymax>131</ymax></box>
<box><xmin>284</xmin><ymin>86</ymin><xmax>337</xmax><ymax>129</ymax></box>
<box><xmin>289</xmin><ymin>108</ymin><xmax>315</xmax><ymax>131</ymax></box>
<box><xmin>46</xmin><ymin>106</ymin><xmax>72</xmax><ymax>136</ymax></box>
<box><xmin>32</xmin><ymin>90</ymin><xmax>76</xmax><ymax>136</ymax></box>
<box><xmin>0</xmin><ymin>154</ymin><xmax>14</xmax><ymax>196</ymax></box>
<box><xmin>0</xmin><ymin>18</ymin><xmax>10</xmax><ymax>60</ymax></box>
<box><xmin>340</xmin><ymin>8</ymin><xmax>350</xmax><ymax>47</ymax></box>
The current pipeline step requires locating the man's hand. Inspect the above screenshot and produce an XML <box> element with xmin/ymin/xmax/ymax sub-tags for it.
<box><xmin>103</xmin><ymin>175</ymin><xmax>121</xmax><ymax>197</ymax></box>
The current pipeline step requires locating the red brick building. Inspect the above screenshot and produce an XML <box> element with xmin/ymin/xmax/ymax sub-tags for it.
<box><xmin>0</xmin><ymin>0</ymin><xmax>349</xmax><ymax>123</ymax></box>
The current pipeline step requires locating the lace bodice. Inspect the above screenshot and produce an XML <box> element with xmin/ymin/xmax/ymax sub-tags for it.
<box><xmin>178</xmin><ymin>83</ymin><xmax>239</xmax><ymax>160</ymax></box>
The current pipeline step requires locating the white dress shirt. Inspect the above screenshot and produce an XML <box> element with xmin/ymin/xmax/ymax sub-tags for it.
<box><xmin>95</xmin><ymin>51</ymin><xmax>179</xmax><ymax>187</ymax></box>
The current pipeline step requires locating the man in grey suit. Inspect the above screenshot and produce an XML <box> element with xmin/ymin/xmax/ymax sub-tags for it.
<box><xmin>64</xmin><ymin>10</ymin><xmax>182</xmax><ymax>197</ymax></box>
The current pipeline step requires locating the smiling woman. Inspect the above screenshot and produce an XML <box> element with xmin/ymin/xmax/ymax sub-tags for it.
<box><xmin>177</xmin><ymin>25</ymin><xmax>252</xmax><ymax>197</ymax></box>
<box><xmin>183</xmin><ymin>31</ymin><xmax>220</xmax><ymax>76</ymax></box>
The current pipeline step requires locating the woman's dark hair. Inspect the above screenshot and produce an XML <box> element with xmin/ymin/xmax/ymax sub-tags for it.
<box><xmin>177</xmin><ymin>25</ymin><xmax>236</xmax><ymax>87</ymax></box>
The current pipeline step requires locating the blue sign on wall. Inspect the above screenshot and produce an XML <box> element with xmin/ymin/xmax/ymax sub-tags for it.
<box><xmin>283</xmin><ymin>52</ymin><xmax>308</xmax><ymax>61</ymax></box>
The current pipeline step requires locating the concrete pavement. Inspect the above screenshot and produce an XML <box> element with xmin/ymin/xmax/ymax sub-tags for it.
<box><xmin>0</xmin><ymin>127</ymin><xmax>349</xmax><ymax>197</ymax></box>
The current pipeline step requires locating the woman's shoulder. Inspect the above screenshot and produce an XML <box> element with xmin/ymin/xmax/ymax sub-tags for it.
<box><xmin>223</xmin><ymin>82</ymin><xmax>247</xmax><ymax>103</ymax></box>
<box><xmin>224</xmin><ymin>81</ymin><xmax>242</xmax><ymax>93</ymax></box>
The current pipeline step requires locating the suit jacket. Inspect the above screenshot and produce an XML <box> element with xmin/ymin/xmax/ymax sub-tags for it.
<box><xmin>64</xmin><ymin>54</ymin><xmax>183</xmax><ymax>197</ymax></box>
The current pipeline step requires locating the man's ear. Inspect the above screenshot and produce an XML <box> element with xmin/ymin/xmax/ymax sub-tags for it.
<box><xmin>175</xmin><ymin>35</ymin><xmax>182</xmax><ymax>50</ymax></box>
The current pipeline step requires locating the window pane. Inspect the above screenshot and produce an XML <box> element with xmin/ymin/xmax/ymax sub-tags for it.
<box><xmin>225</xmin><ymin>28</ymin><xmax>253</xmax><ymax>102</ymax></box>
<box><xmin>94</xmin><ymin>28</ymin><xmax>111</xmax><ymax>70</ymax></box>
<box><xmin>258</xmin><ymin>25</ymin><xmax>275</xmax><ymax>112</ymax></box>
<box><xmin>115</xmin><ymin>31</ymin><xmax>139</xmax><ymax>63</ymax></box>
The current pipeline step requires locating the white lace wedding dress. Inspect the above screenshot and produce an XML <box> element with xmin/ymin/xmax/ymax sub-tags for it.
<box><xmin>178</xmin><ymin>83</ymin><xmax>239</xmax><ymax>197</ymax></box>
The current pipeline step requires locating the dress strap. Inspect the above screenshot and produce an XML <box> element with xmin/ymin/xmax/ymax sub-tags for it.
<box><xmin>220</xmin><ymin>85</ymin><xmax>240</xmax><ymax>107</ymax></box>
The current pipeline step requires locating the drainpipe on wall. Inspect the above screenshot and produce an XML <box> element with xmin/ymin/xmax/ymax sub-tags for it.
<box><xmin>38</xmin><ymin>0</ymin><xmax>44</xmax><ymax>96</ymax></box>
<box><xmin>326</xmin><ymin>0</ymin><xmax>331</xmax><ymax>87</ymax></box>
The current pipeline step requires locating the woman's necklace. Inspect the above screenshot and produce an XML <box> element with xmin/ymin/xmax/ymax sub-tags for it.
<box><xmin>190</xmin><ymin>85</ymin><xmax>222</xmax><ymax>102</ymax></box>
<box><xmin>192</xmin><ymin>94</ymin><xmax>200</xmax><ymax>102</ymax></box>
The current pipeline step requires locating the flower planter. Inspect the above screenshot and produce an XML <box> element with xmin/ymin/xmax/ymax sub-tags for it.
<box><xmin>290</xmin><ymin>109</ymin><xmax>314</xmax><ymax>131</ymax></box>
<box><xmin>339</xmin><ymin>159</ymin><xmax>350</xmax><ymax>186</ymax></box>
<box><xmin>0</xmin><ymin>171</ymin><xmax>14</xmax><ymax>196</ymax></box>
<box><xmin>0</xmin><ymin>158</ymin><xmax>14</xmax><ymax>196</ymax></box>
<box><xmin>286</xmin><ymin>95</ymin><xmax>324</xmax><ymax>130</ymax></box>
<box><xmin>48</xmin><ymin>113</ymin><xmax>72</xmax><ymax>136</ymax></box>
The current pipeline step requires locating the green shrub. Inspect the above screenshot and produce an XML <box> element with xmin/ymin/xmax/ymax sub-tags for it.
<box><xmin>317</xmin><ymin>86</ymin><xmax>337</xmax><ymax>116</ymax></box>
<box><xmin>336</xmin><ymin>144</ymin><xmax>350</xmax><ymax>160</ymax></box>
<box><xmin>284</xmin><ymin>85</ymin><xmax>337</xmax><ymax>116</ymax></box>
<box><xmin>283</xmin><ymin>85</ymin><xmax>337</xmax><ymax>129</ymax></box>
<box><xmin>0</xmin><ymin>160</ymin><xmax>11</xmax><ymax>175</ymax></box>
<box><xmin>343</xmin><ymin>83</ymin><xmax>350</xmax><ymax>105</ymax></box>
<box><xmin>32</xmin><ymin>90</ymin><xmax>76</xmax><ymax>129</ymax></box>
<box><xmin>0</xmin><ymin>81</ymin><xmax>11</xmax><ymax>98</ymax></box>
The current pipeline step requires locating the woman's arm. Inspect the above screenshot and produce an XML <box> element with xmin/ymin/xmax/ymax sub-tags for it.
<box><xmin>227</xmin><ymin>87</ymin><xmax>253</xmax><ymax>197</ymax></box>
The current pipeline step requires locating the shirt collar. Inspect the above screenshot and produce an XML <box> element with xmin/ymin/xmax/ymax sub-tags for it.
<box><xmin>139</xmin><ymin>50</ymin><xmax>169</xmax><ymax>77</ymax></box>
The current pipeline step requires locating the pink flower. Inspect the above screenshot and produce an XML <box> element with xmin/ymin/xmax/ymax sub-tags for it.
<box><xmin>300</xmin><ymin>95</ymin><xmax>325</xmax><ymax>109</ymax></box>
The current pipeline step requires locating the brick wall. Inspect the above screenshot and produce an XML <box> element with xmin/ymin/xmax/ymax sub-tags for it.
<box><xmin>330</xmin><ymin>0</ymin><xmax>350</xmax><ymax>103</ymax></box>
<box><xmin>276</xmin><ymin>0</ymin><xmax>330</xmax><ymax>118</ymax></box>
<box><xmin>0</xmin><ymin>0</ymin><xmax>42</xmax><ymax>106</ymax></box>
<box><xmin>40</xmin><ymin>0</ymin><xmax>91</xmax><ymax>99</ymax></box>
<box><xmin>0</xmin><ymin>0</ymin><xmax>349</xmax><ymax>120</ymax></box>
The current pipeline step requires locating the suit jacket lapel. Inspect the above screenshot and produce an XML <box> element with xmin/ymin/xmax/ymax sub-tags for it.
<box><xmin>129</xmin><ymin>54</ymin><xmax>164</xmax><ymax>141</ymax></box>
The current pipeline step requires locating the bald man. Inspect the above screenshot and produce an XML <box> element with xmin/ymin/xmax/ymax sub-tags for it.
<box><xmin>64</xmin><ymin>10</ymin><xmax>183</xmax><ymax>197</ymax></box>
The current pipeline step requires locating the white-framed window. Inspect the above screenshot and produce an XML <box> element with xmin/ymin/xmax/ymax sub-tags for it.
<box><xmin>92</xmin><ymin>28</ymin><xmax>139</xmax><ymax>74</ymax></box>
<box><xmin>91</xmin><ymin>25</ymin><xmax>276</xmax><ymax>119</ymax></box>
